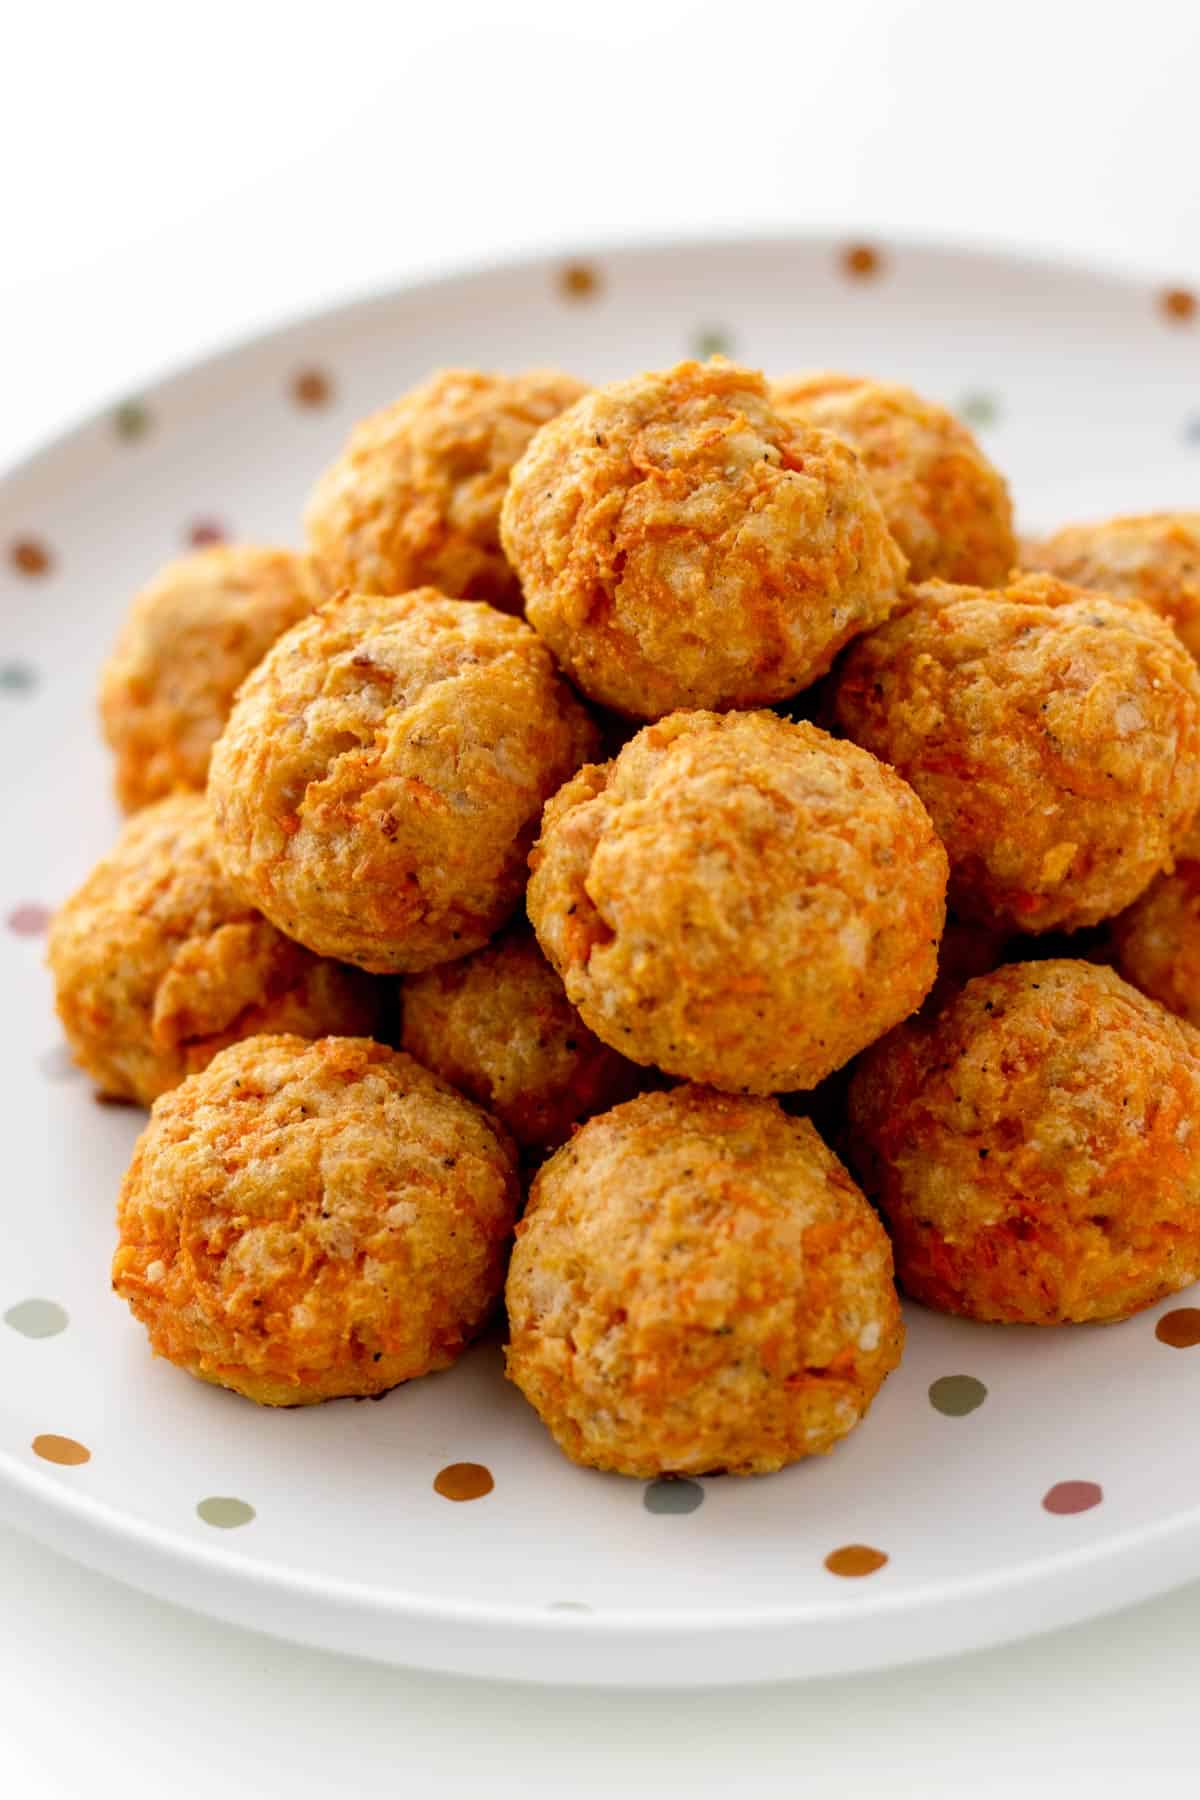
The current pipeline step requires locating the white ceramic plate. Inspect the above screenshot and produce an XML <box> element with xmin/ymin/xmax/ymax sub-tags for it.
<box><xmin>4</xmin><ymin>234</ymin><xmax>1200</xmax><ymax>1688</ymax></box>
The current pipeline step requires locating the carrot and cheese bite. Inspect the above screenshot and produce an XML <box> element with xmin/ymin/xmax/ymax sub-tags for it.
<box><xmin>500</xmin><ymin>357</ymin><xmax>906</xmax><ymax>717</ymax></box>
<box><xmin>505</xmin><ymin>1086</ymin><xmax>903</xmax><ymax>1476</ymax></box>
<box><xmin>208</xmin><ymin>588</ymin><xmax>597</xmax><ymax>973</ymax></box>
<box><xmin>848</xmin><ymin>960</ymin><xmax>1200</xmax><ymax>1325</ymax></box>
<box><xmin>771</xmin><ymin>373</ymin><xmax>1015</xmax><ymax>586</ymax></box>
<box><xmin>833</xmin><ymin>573</ymin><xmax>1200</xmax><ymax>931</ymax></box>
<box><xmin>113</xmin><ymin>1035</ymin><xmax>520</xmax><ymax>1404</ymax></box>
<box><xmin>305</xmin><ymin>367</ymin><xmax>586</xmax><ymax>613</ymax></box>
<box><xmin>99</xmin><ymin>545</ymin><xmax>314</xmax><ymax>812</ymax></box>
<box><xmin>527</xmin><ymin>709</ymin><xmax>947</xmax><ymax>1093</ymax></box>
<box><xmin>401</xmin><ymin>925</ymin><xmax>640</xmax><ymax>1151</ymax></box>
<box><xmin>48</xmin><ymin>795</ymin><xmax>379</xmax><ymax>1105</ymax></box>
<box><xmin>1027</xmin><ymin>512</ymin><xmax>1200</xmax><ymax>661</ymax></box>
<box><xmin>1111</xmin><ymin>860</ymin><xmax>1200</xmax><ymax>1026</ymax></box>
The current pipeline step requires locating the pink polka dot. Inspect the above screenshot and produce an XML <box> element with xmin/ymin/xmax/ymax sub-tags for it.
<box><xmin>187</xmin><ymin>519</ymin><xmax>227</xmax><ymax>547</ymax></box>
<box><xmin>1043</xmin><ymin>1480</ymin><xmax>1102</xmax><ymax>1515</ymax></box>
<box><xmin>7</xmin><ymin>903</ymin><xmax>51</xmax><ymax>936</ymax></box>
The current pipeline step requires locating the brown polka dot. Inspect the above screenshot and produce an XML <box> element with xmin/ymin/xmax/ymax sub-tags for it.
<box><xmin>825</xmin><ymin>1543</ymin><xmax>888</xmax><ymax>1578</ymax></box>
<box><xmin>559</xmin><ymin>262</ymin><xmax>601</xmax><ymax>301</ymax></box>
<box><xmin>291</xmin><ymin>368</ymin><xmax>333</xmax><ymax>408</ymax></box>
<box><xmin>842</xmin><ymin>243</ymin><xmax>883</xmax><ymax>280</ymax></box>
<box><xmin>32</xmin><ymin>1433</ymin><xmax>90</xmax><ymax>1466</ymax></box>
<box><xmin>1157</xmin><ymin>1307</ymin><xmax>1200</xmax><ymax>1348</ymax></box>
<box><xmin>187</xmin><ymin>519</ymin><xmax>227</xmax><ymax>548</ymax></box>
<box><xmin>114</xmin><ymin>401</ymin><xmax>150</xmax><ymax>442</ymax></box>
<box><xmin>7</xmin><ymin>903</ymin><xmax>51</xmax><ymax>936</ymax></box>
<box><xmin>1043</xmin><ymin>1480</ymin><xmax>1102</xmax><ymax>1515</ymax></box>
<box><xmin>433</xmin><ymin>1461</ymin><xmax>494</xmax><ymax>1501</ymax></box>
<box><xmin>1162</xmin><ymin>288</ymin><xmax>1196</xmax><ymax>323</ymax></box>
<box><xmin>10</xmin><ymin>538</ymin><xmax>52</xmax><ymax>577</ymax></box>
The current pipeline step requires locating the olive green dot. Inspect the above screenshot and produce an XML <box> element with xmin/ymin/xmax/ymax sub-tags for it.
<box><xmin>694</xmin><ymin>327</ymin><xmax>733</xmax><ymax>359</ymax></box>
<box><xmin>958</xmin><ymin>392</ymin><xmax>1000</xmax><ymax>428</ymax></box>
<box><xmin>929</xmin><ymin>1374</ymin><xmax>987</xmax><ymax>1417</ymax></box>
<box><xmin>197</xmin><ymin>1496</ymin><xmax>255</xmax><ymax>1529</ymax></box>
<box><xmin>114</xmin><ymin>401</ymin><xmax>150</xmax><ymax>441</ymax></box>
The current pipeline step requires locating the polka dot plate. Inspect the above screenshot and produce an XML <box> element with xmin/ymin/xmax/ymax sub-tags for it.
<box><xmin>3</xmin><ymin>235</ymin><xmax>1200</xmax><ymax>1686</ymax></box>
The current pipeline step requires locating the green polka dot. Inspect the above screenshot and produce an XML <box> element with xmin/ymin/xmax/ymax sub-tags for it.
<box><xmin>114</xmin><ymin>401</ymin><xmax>150</xmax><ymax>442</ymax></box>
<box><xmin>5</xmin><ymin>1299</ymin><xmax>68</xmax><ymax>1339</ymax></box>
<box><xmin>929</xmin><ymin>1374</ymin><xmax>987</xmax><ymax>1417</ymax></box>
<box><xmin>196</xmin><ymin>1496</ymin><xmax>255</xmax><ymax>1529</ymax></box>
<box><xmin>958</xmin><ymin>392</ymin><xmax>1000</xmax><ymax>428</ymax></box>
<box><xmin>694</xmin><ymin>327</ymin><xmax>733</xmax><ymax>359</ymax></box>
<box><xmin>644</xmin><ymin>1477</ymin><xmax>704</xmax><ymax>1515</ymax></box>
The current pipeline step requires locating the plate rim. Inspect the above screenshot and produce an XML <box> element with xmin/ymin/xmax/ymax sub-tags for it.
<box><xmin>3</xmin><ymin>1431</ymin><xmax>1200</xmax><ymax>1636</ymax></box>
<box><xmin>5</xmin><ymin>227</ymin><xmax>1199</xmax><ymax>1677</ymax></box>
<box><xmin>0</xmin><ymin>224</ymin><xmax>1179</xmax><ymax>489</ymax></box>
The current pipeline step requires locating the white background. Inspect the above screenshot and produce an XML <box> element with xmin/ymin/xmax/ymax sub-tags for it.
<box><xmin>4</xmin><ymin>1</ymin><xmax>1200</xmax><ymax>1792</ymax></box>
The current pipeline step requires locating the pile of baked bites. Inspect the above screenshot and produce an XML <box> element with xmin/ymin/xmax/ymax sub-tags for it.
<box><xmin>48</xmin><ymin>355</ymin><xmax>1200</xmax><ymax>1479</ymax></box>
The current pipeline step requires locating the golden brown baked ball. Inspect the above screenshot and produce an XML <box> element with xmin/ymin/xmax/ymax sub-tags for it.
<box><xmin>99</xmin><ymin>546</ymin><xmax>315</xmax><ymax>812</ymax></box>
<box><xmin>112</xmin><ymin>1035</ymin><xmax>520</xmax><ymax>1404</ymax></box>
<box><xmin>505</xmin><ymin>1086</ymin><xmax>903</xmax><ymax>1476</ymax></box>
<box><xmin>305</xmin><ymin>368</ymin><xmax>586</xmax><ymax>613</ymax></box>
<box><xmin>771</xmin><ymin>372</ymin><xmax>1015</xmax><ymax>586</ymax></box>
<box><xmin>848</xmin><ymin>960</ymin><xmax>1200</xmax><ymax>1325</ymax></box>
<box><xmin>208</xmin><ymin>589</ymin><xmax>598</xmax><ymax>974</ymax></box>
<box><xmin>1111</xmin><ymin>861</ymin><xmax>1200</xmax><ymax>1025</ymax></box>
<box><xmin>500</xmin><ymin>357</ymin><xmax>906</xmax><ymax>717</ymax></box>
<box><xmin>400</xmin><ymin>925</ymin><xmax>640</xmax><ymax>1151</ymax></box>
<box><xmin>527</xmin><ymin>709</ymin><xmax>947</xmax><ymax>1093</ymax></box>
<box><xmin>1027</xmin><ymin>512</ymin><xmax>1200</xmax><ymax>661</ymax></box>
<box><xmin>833</xmin><ymin>573</ymin><xmax>1200</xmax><ymax>932</ymax></box>
<box><xmin>47</xmin><ymin>795</ymin><xmax>380</xmax><ymax>1105</ymax></box>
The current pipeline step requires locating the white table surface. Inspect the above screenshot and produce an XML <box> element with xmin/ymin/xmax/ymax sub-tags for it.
<box><xmin>5</xmin><ymin>2</ymin><xmax>1200</xmax><ymax>1790</ymax></box>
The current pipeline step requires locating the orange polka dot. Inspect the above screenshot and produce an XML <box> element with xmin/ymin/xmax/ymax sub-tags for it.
<box><xmin>10</xmin><ymin>538</ymin><xmax>52</xmax><ymax>577</ymax></box>
<box><xmin>842</xmin><ymin>243</ymin><xmax>883</xmax><ymax>280</ymax></box>
<box><xmin>825</xmin><ymin>1543</ymin><xmax>888</xmax><ymax>1577</ymax></box>
<box><xmin>559</xmin><ymin>262</ymin><xmax>601</xmax><ymax>301</ymax></box>
<box><xmin>1162</xmin><ymin>288</ymin><xmax>1196</xmax><ymax>322</ymax></box>
<box><xmin>32</xmin><ymin>1434</ymin><xmax>90</xmax><ymax>1466</ymax></box>
<box><xmin>433</xmin><ymin>1461</ymin><xmax>494</xmax><ymax>1501</ymax></box>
